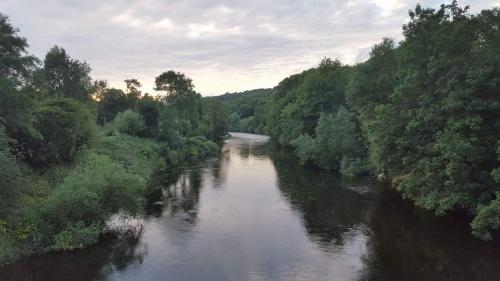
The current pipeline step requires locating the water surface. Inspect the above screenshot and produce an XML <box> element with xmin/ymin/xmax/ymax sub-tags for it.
<box><xmin>2</xmin><ymin>133</ymin><xmax>499</xmax><ymax>281</ymax></box>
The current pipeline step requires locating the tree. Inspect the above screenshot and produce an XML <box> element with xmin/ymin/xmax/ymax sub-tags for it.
<box><xmin>155</xmin><ymin>70</ymin><xmax>201</xmax><ymax>109</ymax></box>
<box><xmin>204</xmin><ymin>98</ymin><xmax>227</xmax><ymax>141</ymax></box>
<box><xmin>155</xmin><ymin>71</ymin><xmax>193</xmax><ymax>100</ymax></box>
<box><xmin>44</xmin><ymin>46</ymin><xmax>92</xmax><ymax>101</ymax></box>
<box><xmin>268</xmin><ymin>59</ymin><xmax>351</xmax><ymax>145</ymax></box>
<box><xmin>124</xmin><ymin>78</ymin><xmax>142</xmax><ymax>100</ymax></box>
<box><xmin>91</xmin><ymin>79</ymin><xmax>108</xmax><ymax>100</ymax></box>
<box><xmin>97</xmin><ymin>88</ymin><xmax>134</xmax><ymax>124</ymax></box>
<box><xmin>30</xmin><ymin>98</ymin><xmax>97</xmax><ymax>164</ymax></box>
<box><xmin>0</xmin><ymin>125</ymin><xmax>23</xmax><ymax>219</ymax></box>
<box><xmin>111</xmin><ymin>109</ymin><xmax>145</xmax><ymax>137</ymax></box>
<box><xmin>136</xmin><ymin>94</ymin><xmax>160</xmax><ymax>137</ymax></box>
<box><xmin>0</xmin><ymin>13</ymin><xmax>37</xmax><ymax>82</ymax></box>
<box><xmin>155</xmin><ymin>70</ymin><xmax>202</xmax><ymax>135</ymax></box>
<box><xmin>292</xmin><ymin>107</ymin><xmax>368</xmax><ymax>176</ymax></box>
<box><xmin>0</xmin><ymin>13</ymin><xmax>40</xmax><ymax>157</ymax></box>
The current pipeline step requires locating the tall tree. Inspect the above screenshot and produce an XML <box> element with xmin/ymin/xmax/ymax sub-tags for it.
<box><xmin>44</xmin><ymin>46</ymin><xmax>92</xmax><ymax>101</ymax></box>
<box><xmin>155</xmin><ymin>70</ymin><xmax>202</xmax><ymax>133</ymax></box>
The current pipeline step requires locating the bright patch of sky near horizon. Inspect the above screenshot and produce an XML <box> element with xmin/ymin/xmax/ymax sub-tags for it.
<box><xmin>1</xmin><ymin>0</ymin><xmax>498</xmax><ymax>96</ymax></box>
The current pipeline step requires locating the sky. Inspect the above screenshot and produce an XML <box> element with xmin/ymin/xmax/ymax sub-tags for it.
<box><xmin>1</xmin><ymin>0</ymin><xmax>498</xmax><ymax>96</ymax></box>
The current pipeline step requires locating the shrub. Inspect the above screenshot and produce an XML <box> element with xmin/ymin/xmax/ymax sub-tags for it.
<box><xmin>42</xmin><ymin>152</ymin><xmax>146</xmax><ymax>249</ymax></box>
<box><xmin>471</xmin><ymin>193</ymin><xmax>500</xmax><ymax>241</ymax></box>
<box><xmin>0</xmin><ymin>126</ymin><xmax>23</xmax><ymax>219</ymax></box>
<box><xmin>291</xmin><ymin>134</ymin><xmax>317</xmax><ymax>165</ymax></box>
<box><xmin>31</xmin><ymin>98</ymin><xmax>97</xmax><ymax>165</ymax></box>
<box><xmin>93</xmin><ymin>133</ymin><xmax>163</xmax><ymax>178</ymax></box>
<box><xmin>186</xmin><ymin>136</ymin><xmax>218</xmax><ymax>158</ymax></box>
<box><xmin>111</xmin><ymin>109</ymin><xmax>145</xmax><ymax>137</ymax></box>
<box><xmin>0</xmin><ymin>236</ymin><xmax>21</xmax><ymax>266</ymax></box>
<box><xmin>53</xmin><ymin>222</ymin><xmax>100</xmax><ymax>250</ymax></box>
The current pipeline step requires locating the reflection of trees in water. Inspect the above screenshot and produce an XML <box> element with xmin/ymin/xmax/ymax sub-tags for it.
<box><xmin>0</xmin><ymin>236</ymin><xmax>146</xmax><ymax>281</ymax></box>
<box><xmin>160</xmin><ymin>166</ymin><xmax>203</xmax><ymax>224</ymax></box>
<box><xmin>268</xmin><ymin>142</ymin><xmax>377</xmax><ymax>248</ymax></box>
<box><xmin>237</xmin><ymin>141</ymin><xmax>271</xmax><ymax>159</ymax></box>
<box><xmin>208</xmin><ymin>150</ymin><xmax>228</xmax><ymax>188</ymax></box>
<box><xmin>360</xmin><ymin>187</ymin><xmax>500</xmax><ymax>281</ymax></box>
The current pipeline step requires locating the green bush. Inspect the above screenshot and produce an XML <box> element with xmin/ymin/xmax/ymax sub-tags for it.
<box><xmin>41</xmin><ymin>152</ymin><xmax>146</xmax><ymax>249</ymax></box>
<box><xmin>291</xmin><ymin>107</ymin><xmax>368</xmax><ymax>176</ymax></box>
<box><xmin>0</xmin><ymin>125</ymin><xmax>24</xmax><ymax>219</ymax></box>
<box><xmin>111</xmin><ymin>109</ymin><xmax>145</xmax><ymax>137</ymax></box>
<box><xmin>471</xmin><ymin>194</ymin><xmax>500</xmax><ymax>241</ymax></box>
<box><xmin>291</xmin><ymin>134</ymin><xmax>317</xmax><ymax>165</ymax></box>
<box><xmin>93</xmin><ymin>133</ymin><xmax>164</xmax><ymax>178</ymax></box>
<box><xmin>53</xmin><ymin>221</ymin><xmax>100</xmax><ymax>250</ymax></box>
<box><xmin>0</xmin><ymin>236</ymin><xmax>21</xmax><ymax>266</ymax></box>
<box><xmin>31</xmin><ymin>98</ymin><xmax>97</xmax><ymax>165</ymax></box>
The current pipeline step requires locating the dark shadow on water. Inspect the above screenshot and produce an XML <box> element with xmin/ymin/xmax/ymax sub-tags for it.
<box><xmin>0</xmin><ymin>235</ymin><xmax>145</xmax><ymax>281</ymax></box>
<box><xmin>269</xmin><ymin>141</ymin><xmax>378</xmax><ymax>247</ymax></box>
<box><xmin>360</xmin><ymin>186</ymin><xmax>500</xmax><ymax>281</ymax></box>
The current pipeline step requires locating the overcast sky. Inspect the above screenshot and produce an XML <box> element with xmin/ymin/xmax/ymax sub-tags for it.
<box><xmin>1</xmin><ymin>0</ymin><xmax>498</xmax><ymax>96</ymax></box>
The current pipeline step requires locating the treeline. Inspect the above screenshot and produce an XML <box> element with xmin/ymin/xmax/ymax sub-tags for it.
<box><xmin>216</xmin><ymin>88</ymin><xmax>271</xmax><ymax>134</ymax></box>
<box><xmin>220</xmin><ymin>2</ymin><xmax>500</xmax><ymax>240</ymax></box>
<box><xmin>0</xmin><ymin>14</ymin><xmax>226</xmax><ymax>264</ymax></box>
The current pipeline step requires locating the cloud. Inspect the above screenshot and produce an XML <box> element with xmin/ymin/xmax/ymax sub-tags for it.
<box><xmin>0</xmin><ymin>0</ymin><xmax>498</xmax><ymax>95</ymax></box>
<box><xmin>187</xmin><ymin>22</ymin><xmax>241</xmax><ymax>38</ymax></box>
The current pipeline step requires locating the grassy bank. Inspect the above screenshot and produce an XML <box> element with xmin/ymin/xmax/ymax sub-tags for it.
<box><xmin>0</xmin><ymin>131</ymin><xmax>219</xmax><ymax>265</ymax></box>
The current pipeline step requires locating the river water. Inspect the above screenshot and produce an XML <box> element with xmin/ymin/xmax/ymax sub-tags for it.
<box><xmin>1</xmin><ymin>133</ymin><xmax>499</xmax><ymax>281</ymax></box>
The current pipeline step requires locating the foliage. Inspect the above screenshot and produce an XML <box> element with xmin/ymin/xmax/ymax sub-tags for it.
<box><xmin>216</xmin><ymin>89</ymin><xmax>271</xmax><ymax>133</ymax></box>
<box><xmin>97</xmin><ymin>88</ymin><xmax>136</xmax><ymax>124</ymax></box>
<box><xmin>216</xmin><ymin>1</ymin><xmax>500</xmax><ymax>240</ymax></box>
<box><xmin>136</xmin><ymin>95</ymin><xmax>160</xmax><ymax>137</ymax></box>
<box><xmin>92</xmin><ymin>133</ymin><xmax>164</xmax><ymax>178</ymax></box>
<box><xmin>0</xmin><ymin>13</ymin><xmax>37</xmax><ymax>82</ymax></box>
<box><xmin>0</xmin><ymin>126</ymin><xmax>23</xmax><ymax>219</ymax></box>
<box><xmin>471</xmin><ymin>193</ymin><xmax>500</xmax><ymax>241</ymax></box>
<box><xmin>43</xmin><ymin>46</ymin><xmax>92</xmax><ymax>101</ymax></box>
<box><xmin>53</xmin><ymin>221</ymin><xmax>101</xmax><ymax>250</ymax></box>
<box><xmin>269</xmin><ymin>59</ymin><xmax>351</xmax><ymax>144</ymax></box>
<box><xmin>36</xmin><ymin>152</ymin><xmax>145</xmax><ymax>248</ymax></box>
<box><xmin>110</xmin><ymin>109</ymin><xmax>145</xmax><ymax>137</ymax></box>
<box><xmin>0</xmin><ymin>13</ymin><xmax>226</xmax><ymax>264</ymax></box>
<box><xmin>30</xmin><ymin>98</ymin><xmax>97</xmax><ymax>165</ymax></box>
<box><xmin>291</xmin><ymin>107</ymin><xmax>368</xmax><ymax>176</ymax></box>
<box><xmin>199</xmin><ymin>98</ymin><xmax>227</xmax><ymax>141</ymax></box>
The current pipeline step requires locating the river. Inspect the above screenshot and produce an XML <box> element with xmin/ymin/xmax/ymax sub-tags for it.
<box><xmin>1</xmin><ymin>133</ymin><xmax>499</xmax><ymax>281</ymax></box>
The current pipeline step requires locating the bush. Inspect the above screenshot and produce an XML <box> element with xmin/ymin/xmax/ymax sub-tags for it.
<box><xmin>31</xmin><ymin>98</ymin><xmax>97</xmax><ymax>165</ymax></box>
<box><xmin>0</xmin><ymin>126</ymin><xmax>23</xmax><ymax>219</ymax></box>
<box><xmin>291</xmin><ymin>107</ymin><xmax>368</xmax><ymax>176</ymax></box>
<box><xmin>0</xmin><ymin>236</ymin><xmax>21</xmax><ymax>266</ymax></box>
<box><xmin>42</xmin><ymin>152</ymin><xmax>146</xmax><ymax>249</ymax></box>
<box><xmin>471</xmin><ymin>193</ymin><xmax>500</xmax><ymax>241</ymax></box>
<box><xmin>187</xmin><ymin>136</ymin><xmax>218</xmax><ymax>157</ymax></box>
<box><xmin>291</xmin><ymin>134</ymin><xmax>317</xmax><ymax>165</ymax></box>
<box><xmin>53</xmin><ymin>222</ymin><xmax>100</xmax><ymax>250</ymax></box>
<box><xmin>93</xmin><ymin>133</ymin><xmax>164</xmax><ymax>178</ymax></box>
<box><xmin>111</xmin><ymin>109</ymin><xmax>145</xmax><ymax>137</ymax></box>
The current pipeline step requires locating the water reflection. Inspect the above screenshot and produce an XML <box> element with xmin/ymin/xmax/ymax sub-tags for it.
<box><xmin>1</xmin><ymin>133</ymin><xmax>499</xmax><ymax>281</ymax></box>
<box><xmin>0</xmin><ymin>236</ymin><xmax>146</xmax><ymax>281</ymax></box>
<box><xmin>270</xmin><ymin>143</ymin><xmax>377</xmax><ymax>247</ymax></box>
<box><xmin>361</xmin><ymin>187</ymin><xmax>500</xmax><ymax>281</ymax></box>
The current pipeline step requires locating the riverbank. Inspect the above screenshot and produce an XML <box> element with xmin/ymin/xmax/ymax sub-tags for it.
<box><xmin>0</xmin><ymin>131</ymin><xmax>219</xmax><ymax>266</ymax></box>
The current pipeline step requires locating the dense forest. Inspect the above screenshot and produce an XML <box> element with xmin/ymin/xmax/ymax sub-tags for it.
<box><xmin>0</xmin><ymin>14</ymin><xmax>226</xmax><ymax>264</ymax></box>
<box><xmin>216</xmin><ymin>89</ymin><xmax>271</xmax><ymax>134</ymax></box>
<box><xmin>219</xmin><ymin>2</ymin><xmax>500</xmax><ymax>240</ymax></box>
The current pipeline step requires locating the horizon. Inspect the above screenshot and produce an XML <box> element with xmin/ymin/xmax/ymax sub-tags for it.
<box><xmin>2</xmin><ymin>0</ymin><xmax>498</xmax><ymax>96</ymax></box>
